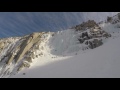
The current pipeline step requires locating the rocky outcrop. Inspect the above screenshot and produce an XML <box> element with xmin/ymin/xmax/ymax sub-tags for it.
<box><xmin>6</xmin><ymin>52</ymin><xmax>15</xmax><ymax>65</ymax></box>
<box><xmin>26</xmin><ymin>57</ymin><xmax>32</xmax><ymax>63</ymax></box>
<box><xmin>72</xmin><ymin>20</ymin><xmax>99</xmax><ymax>31</ymax></box>
<box><xmin>17</xmin><ymin>62</ymin><xmax>30</xmax><ymax>71</ymax></box>
<box><xmin>0</xmin><ymin>42</ymin><xmax>5</xmax><ymax>49</ymax></box>
<box><xmin>88</xmin><ymin>39</ymin><xmax>103</xmax><ymax>49</ymax></box>
<box><xmin>5</xmin><ymin>32</ymin><xmax>44</xmax><ymax>65</ymax></box>
<box><xmin>107</xmin><ymin>13</ymin><xmax>120</xmax><ymax>24</ymax></box>
<box><xmin>14</xmin><ymin>32</ymin><xmax>42</xmax><ymax>63</ymax></box>
<box><xmin>107</xmin><ymin>16</ymin><xmax>112</xmax><ymax>23</ymax></box>
<box><xmin>0</xmin><ymin>42</ymin><xmax>5</xmax><ymax>53</ymax></box>
<box><xmin>76</xmin><ymin>20</ymin><xmax>111</xmax><ymax>50</ymax></box>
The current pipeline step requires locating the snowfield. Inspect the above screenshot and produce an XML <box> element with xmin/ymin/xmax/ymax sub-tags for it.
<box><xmin>10</xmin><ymin>35</ymin><xmax>120</xmax><ymax>78</ymax></box>
<box><xmin>10</xmin><ymin>24</ymin><xmax>120</xmax><ymax>78</ymax></box>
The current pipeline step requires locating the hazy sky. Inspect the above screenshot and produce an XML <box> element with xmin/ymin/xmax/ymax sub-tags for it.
<box><xmin>0</xmin><ymin>12</ymin><xmax>118</xmax><ymax>38</ymax></box>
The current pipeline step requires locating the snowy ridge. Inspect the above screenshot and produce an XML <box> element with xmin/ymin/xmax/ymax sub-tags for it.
<box><xmin>0</xmin><ymin>13</ymin><xmax>120</xmax><ymax>78</ymax></box>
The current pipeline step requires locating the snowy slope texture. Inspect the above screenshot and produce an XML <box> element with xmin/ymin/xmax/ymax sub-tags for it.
<box><xmin>0</xmin><ymin>12</ymin><xmax>118</xmax><ymax>38</ymax></box>
<box><xmin>0</xmin><ymin>13</ymin><xmax>120</xmax><ymax>78</ymax></box>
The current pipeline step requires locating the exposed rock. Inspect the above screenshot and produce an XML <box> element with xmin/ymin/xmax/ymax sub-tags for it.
<box><xmin>36</xmin><ymin>55</ymin><xmax>38</xmax><ymax>58</ymax></box>
<box><xmin>118</xmin><ymin>13</ymin><xmax>120</xmax><ymax>20</ymax></box>
<box><xmin>52</xmin><ymin>33</ymin><xmax>55</xmax><ymax>37</ymax></box>
<box><xmin>85</xmin><ymin>41</ymin><xmax>89</xmax><ymax>45</ymax></box>
<box><xmin>23</xmin><ymin>73</ymin><xmax>26</xmax><ymax>75</ymax></box>
<box><xmin>4</xmin><ymin>32</ymin><xmax>45</xmax><ymax>65</ymax></box>
<box><xmin>107</xmin><ymin>16</ymin><xmax>112</xmax><ymax>23</ymax></box>
<box><xmin>15</xmin><ymin>32</ymin><xmax>41</xmax><ymax>63</ymax></box>
<box><xmin>39</xmin><ymin>52</ymin><xmax>43</xmax><ymax>56</ymax></box>
<box><xmin>73</xmin><ymin>20</ymin><xmax>99</xmax><ymax>31</ymax></box>
<box><xmin>0</xmin><ymin>42</ymin><xmax>5</xmax><ymax>49</ymax></box>
<box><xmin>23</xmin><ymin>62</ymin><xmax>30</xmax><ymax>68</ymax></box>
<box><xmin>0</xmin><ymin>43</ymin><xmax>5</xmax><ymax>53</ymax></box>
<box><xmin>103</xmin><ymin>32</ymin><xmax>111</xmax><ymax>38</ymax></box>
<box><xmin>88</xmin><ymin>41</ymin><xmax>94</xmax><ymax>49</ymax></box>
<box><xmin>17</xmin><ymin>62</ymin><xmax>30</xmax><ymax>71</ymax></box>
<box><xmin>6</xmin><ymin>52</ymin><xmax>15</xmax><ymax>65</ymax></box>
<box><xmin>26</xmin><ymin>57</ymin><xmax>32</xmax><ymax>63</ymax></box>
<box><xmin>88</xmin><ymin>39</ymin><xmax>103</xmax><ymax>49</ymax></box>
<box><xmin>34</xmin><ymin>45</ymin><xmax>40</xmax><ymax>50</ymax></box>
<box><xmin>78</xmin><ymin>38</ymin><xmax>84</xmax><ymax>44</ymax></box>
<box><xmin>17</xmin><ymin>64</ymin><xmax>24</xmax><ymax>71</ymax></box>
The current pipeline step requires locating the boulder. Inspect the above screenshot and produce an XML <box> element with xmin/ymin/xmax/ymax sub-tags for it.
<box><xmin>17</xmin><ymin>64</ymin><xmax>24</xmax><ymax>71</ymax></box>
<box><xmin>39</xmin><ymin>52</ymin><xmax>43</xmax><ymax>56</ymax></box>
<box><xmin>36</xmin><ymin>55</ymin><xmax>38</xmax><ymax>58</ymax></box>
<box><xmin>89</xmin><ymin>41</ymin><xmax>94</xmax><ymax>49</ymax></box>
<box><xmin>88</xmin><ymin>39</ymin><xmax>103</xmax><ymax>49</ymax></box>
<box><xmin>23</xmin><ymin>62</ymin><xmax>30</xmax><ymax>68</ymax></box>
<box><xmin>93</xmin><ymin>39</ymin><xmax>99</xmax><ymax>44</ymax></box>
<box><xmin>78</xmin><ymin>38</ymin><xmax>84</xmax><ymax>44</ymax></box>
<box><xmin>26</xmin><ymin>57</ymin><xmax>32</xmax><ymax>63</ymax></box>
<box><xmin>107</xmin><ymin>16</ymin><xmax>112</xmax><ymax>23</ymax></box>
<box><xmin>103</xmin><ymin>33</ymin><xmax>110</xmax><ymax>38</ymax></box>
<box><xmin>31</xmin><ymin>53</ymin><xmax>36</xmax><ymax>59</ymax></box>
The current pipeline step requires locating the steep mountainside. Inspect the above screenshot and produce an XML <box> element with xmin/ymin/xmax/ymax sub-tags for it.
<box><xmin>0</xmin><ymin>13</ymin><xmax>120</xmax><ymax>78</ymax></box>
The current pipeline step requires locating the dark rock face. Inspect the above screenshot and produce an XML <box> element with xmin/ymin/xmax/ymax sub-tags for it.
<box><xmin>85</xmin><ymin>41</ymin><xmax>89</xmax><ymax>45</ymax></box>
<box><xmin>78</xmin><ymin>32</ymin><xmax>91</xmax><ymax>44</ymax></box>
<box><xmin>109</xmin><ymin>13</ymin><xmax>120</xmax><ymax>24</ymax></box>
<box><xmin>107</xmin><ymin>16</ymin><xmax>112</xmax><ymax>23</ymax></box>
<box><xmin>88</xmin><ymin>39</ymin><xmax>103</xmax><ymax>49</ymax></box>
<box><xmin>118</xmin><ymin>13</ymin><xmax>120</xmax><ymax>20</ymax></box>
<box><xmin>78</xmin><ymin>38</ymin><xmax>84</xmax><ymax>44</ymax></box>
<box><xmin>73</xmin><ymin>19</ymin><xmax>109</xmax><ymax>50</ymax></box>
<box><xmin>76</xmin><ymin>20</ymin><xmax>111</xmax><ymax>50</ymax></box>
<box><xmin>77</xmin><ymin>29</ymin><xmax>109</xmax><ymax>49</ymax></box>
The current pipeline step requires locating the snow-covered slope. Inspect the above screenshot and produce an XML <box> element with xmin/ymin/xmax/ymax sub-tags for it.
<box><xmin>10</xmin><ymin>36</ymin><xmax>120</xmax><ymax>78</ymax></box>
<box><xmin>0</xmin><ymin>13</ymin><xmax>120</xmax><ymax>78</ymax></box>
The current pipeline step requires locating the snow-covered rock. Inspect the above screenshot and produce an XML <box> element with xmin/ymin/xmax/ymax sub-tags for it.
<box><xmin>0</xmin><ymin>13</ymin><xmax>120</xmax><ymax>78</ymax></box>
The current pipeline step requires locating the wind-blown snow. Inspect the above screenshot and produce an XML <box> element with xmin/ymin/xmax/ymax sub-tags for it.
<box><xmin>48</xmin><ymin>29</ymin><xmax>81</xmax><ymax>56</ymax></box>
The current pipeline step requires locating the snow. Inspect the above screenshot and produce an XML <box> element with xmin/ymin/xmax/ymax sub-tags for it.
<box><xmin>0</xmin><ymin>13</ymin><xmax>120</xmax><ymax>78</ymax></box>
<box><xmin>48</xmin><ymin>29</ymin><xmax>81</xmax><ymax>56</ymax></box>
<box><xmin>9</xmin><ymin>35</ymin><xmax>120</xmax><ymax>78</ymax></box>
<box><xmin>10</xmin><ymin>24</ymin><xmax>120</xmax><ymax>78</ymax></box>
